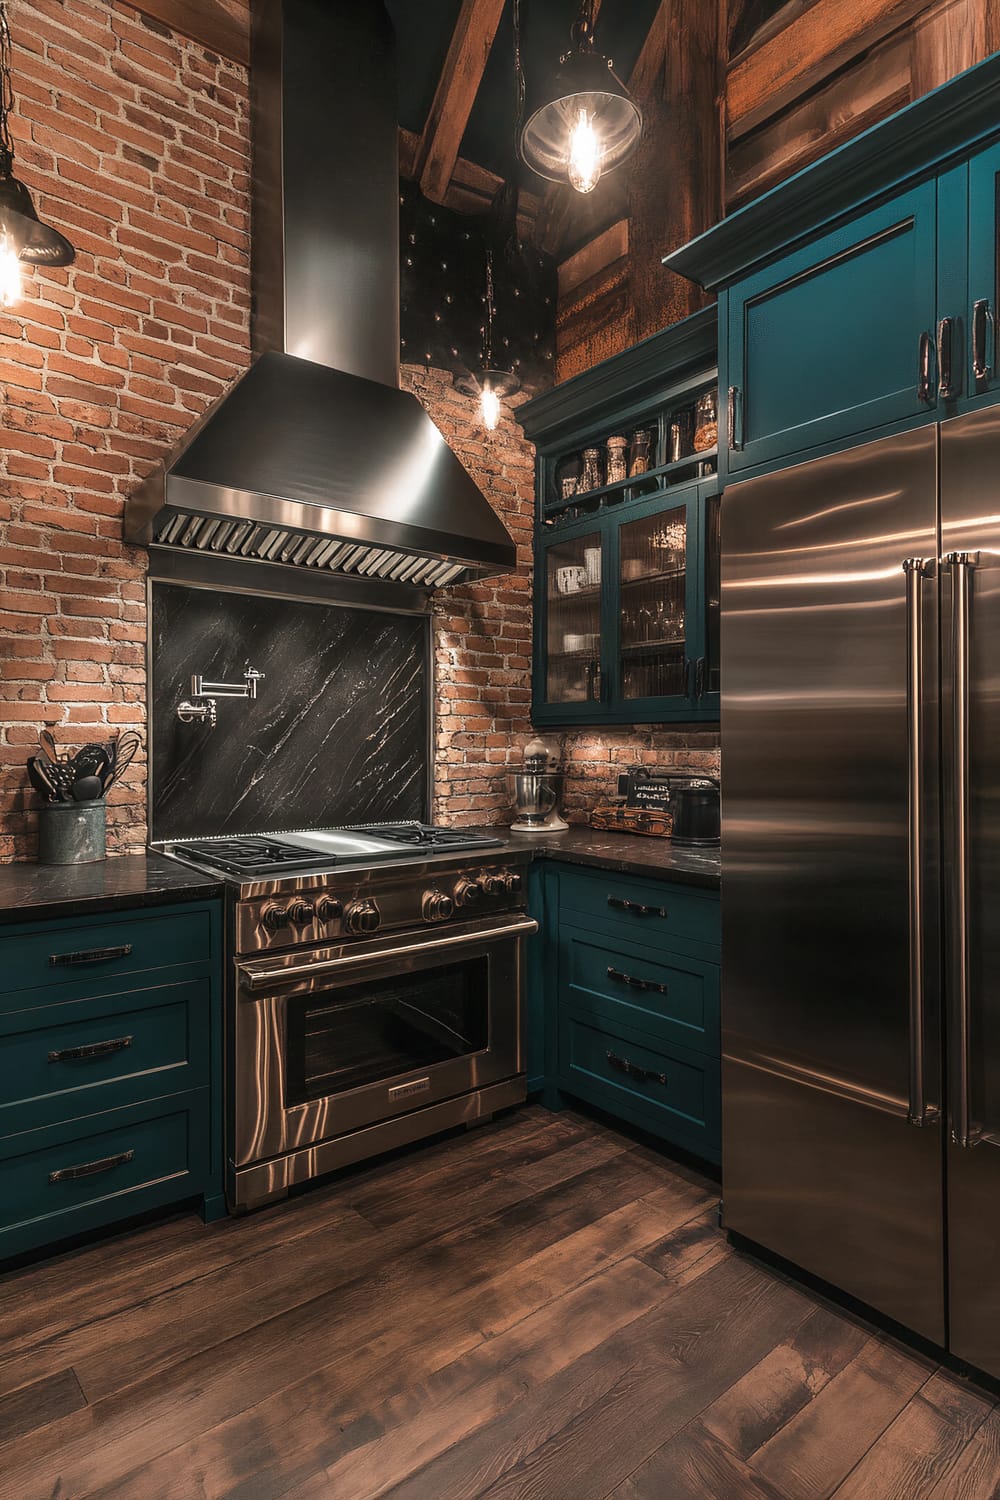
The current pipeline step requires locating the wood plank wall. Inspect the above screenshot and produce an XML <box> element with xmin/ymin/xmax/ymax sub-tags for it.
<box><xmin>557</xmin><ymin>0</ymin><xmax>1000</xmax><ymax>381</ymax></box>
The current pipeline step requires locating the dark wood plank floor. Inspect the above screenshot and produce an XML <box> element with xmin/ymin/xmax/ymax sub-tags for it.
<box><xmin>1</xmin><ymin>1105</ymin><xmax>999</xmax><ymax>1499</ymax></box>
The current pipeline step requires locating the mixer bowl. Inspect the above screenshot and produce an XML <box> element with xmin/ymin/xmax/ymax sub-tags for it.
<box><xmin>509</xmin><ymin>772</ymin><xmax>567</xmax><ymax>832</ymax></box>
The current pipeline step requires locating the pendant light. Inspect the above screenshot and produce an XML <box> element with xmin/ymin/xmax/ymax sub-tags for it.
<box><xmin>520</xmin><ymin>0</ymin><xmax>642</xmax><ymax>195</ymax></box>
<box><xmin>456</xmin><ymin>250</ymin><xmax>519</xmax><ymax>432</ymax></box>
<box><xmin>0</xmin><ymin>1</ymin><xmax>74</xmax><ymax>308</ymax></box>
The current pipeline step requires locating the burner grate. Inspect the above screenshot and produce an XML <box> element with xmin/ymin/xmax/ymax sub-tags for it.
<box><xmin>179</xmin><ymin>837</ymin><xmax>335</xmax><ymax>875</ymax></box>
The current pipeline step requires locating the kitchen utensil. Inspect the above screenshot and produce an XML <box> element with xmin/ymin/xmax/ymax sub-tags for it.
<box><xmin>27</xmin><ymin>756</ymin><xmax>59</xmax><ymax>803</ymax></box>
<box><xmin>39</xmin><ymin>728</ymin><xmax>65</xmax><ymax>763</ymax></box>
<box><xmin>556</xmin><ymin>565</ymin><xmax>587</xmax><ymax>594</ymax></box>
<box><xmin>34</xmin><ymin>749</ymin><xmax>77</xmax><ymax>800</ymax></box>
<box><xmin>71</xmin><ymin>775</ymin><xmax>104</xmax><ymax>801</ymax></box>
<box><xmin>104</xmin><ymin>731</ymin><xmax>141</xmax><ymax>790</ymax></box>
<box><xmin>671</xmin><ymin>779</ymin><xmax>720</xmax><ymax>846</ymax></box>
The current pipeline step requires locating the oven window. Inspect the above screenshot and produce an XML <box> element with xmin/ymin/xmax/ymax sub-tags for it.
<box><xmin>285</xmin><ymin>956</ymin><xmax>490</xmax><ymax>1104</ymax></box>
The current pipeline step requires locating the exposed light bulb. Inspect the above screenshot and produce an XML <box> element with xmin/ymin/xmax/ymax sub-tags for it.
<box><xmin>567</xmin><ymin>108</ymin><xmax>602</xmax><ymax>194</ymax></box>
<box><xmin>480</xmin><ymin>384</ymin><xmax>501</xmax><ymax>431</ymax></box>
<box><xmin>0</xmin><ymin>234</ymin><xmax>22</xmax><ymax>308</ymax></box>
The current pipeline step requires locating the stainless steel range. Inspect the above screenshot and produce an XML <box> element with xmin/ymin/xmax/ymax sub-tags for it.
<box><xmin>162</xmin><ymin>824</ymin><xmax>535</xmax><ymax>1212</ymax></box>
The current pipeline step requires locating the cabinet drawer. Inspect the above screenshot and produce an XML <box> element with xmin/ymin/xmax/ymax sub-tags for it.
<box><xmin>0</xmin><ymin>1091</ymin><xmax>210</xmax><ymax>1260</ymax></box>
<box><xmin>562</xmin><ymin>926</ymin><xmax>719</xmax><ymax>1056</ymax></box>
<box><xmin>0</xmin><ymin>906</ymin><xmax>214</xmax><ymax>1001</ymax></box>
<box><xmin>558</xmin><ymin>1007</ymin><xmax>720</xmax><ymax>1162</ymax></box>
<box><xmin>558</xmin><ymin>866</ymin><xmax>719</xmax><ymax>955</ymax></box>
<box><xmin>0</xmin><ymin>978</ymin><xmax>211</xmax><ymax>1133</ymax></box>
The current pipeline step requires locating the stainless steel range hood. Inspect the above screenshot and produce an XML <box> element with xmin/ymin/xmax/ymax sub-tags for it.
<box><xmin>124</xmin><ymin>0</ymin><xmax>516</xmax><ymax>596</ymax></box>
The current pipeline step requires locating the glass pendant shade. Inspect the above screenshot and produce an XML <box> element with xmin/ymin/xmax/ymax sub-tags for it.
<box><xmin>520</xmin><ymin>45</ymin><xmax>642</xmax><ymax>190</ymax></box>
<box><xmin>0</xmin><ymin>168</ymin><xmax>74</xmax><ymax>265</ymax></box>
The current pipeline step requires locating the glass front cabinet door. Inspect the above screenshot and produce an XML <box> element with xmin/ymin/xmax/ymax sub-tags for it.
<box><xmin>533</xmin><ymin>478</ymin><xmax>720</xmax><ymax>726</ymax></box>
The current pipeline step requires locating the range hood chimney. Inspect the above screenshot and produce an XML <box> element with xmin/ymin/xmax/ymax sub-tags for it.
<box><xmin>124</xmin><ymin>0</ymin><xmax>517</xmax><ymax>600</ymax></box>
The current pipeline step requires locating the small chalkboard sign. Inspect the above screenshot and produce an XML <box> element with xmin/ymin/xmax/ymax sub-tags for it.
<box><xmin>625</xmin><ymin>777</ymin><xmax>674</xmax><ymax>812</ymax></box>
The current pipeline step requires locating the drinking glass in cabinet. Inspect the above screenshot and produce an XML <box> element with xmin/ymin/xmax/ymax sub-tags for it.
<box><xmin>546</xmin><ymin>533</ymin><xmax>602</xmax><ymax>703</ymax></box>
<box><xmin>619</xmin><ymin>506</ymin><xmax>687</xmax><ymax>700</ymax></box>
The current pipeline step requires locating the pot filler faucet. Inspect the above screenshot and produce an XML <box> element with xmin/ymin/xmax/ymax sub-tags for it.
<box><xmin>177</xmin><ymin>662</ymin><xmax>265</xmax><ymax>729</ymax></box>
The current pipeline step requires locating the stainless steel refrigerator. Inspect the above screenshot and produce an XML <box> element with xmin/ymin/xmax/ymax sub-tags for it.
<box><xmin>722</xmin><ymin>403</ymin><xmax>1000</xmax><ymax>1374</ymax></box>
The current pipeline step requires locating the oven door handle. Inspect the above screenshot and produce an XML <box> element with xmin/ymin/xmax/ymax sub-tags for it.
<box><xmin>239</xmin><ymin>917</ymin><xmax>540</xmax><ymax>992</ymax></box>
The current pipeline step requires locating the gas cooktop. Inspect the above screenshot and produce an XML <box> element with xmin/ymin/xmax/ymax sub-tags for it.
<box><xmin>171</xmin><ymin>824</ymin><xmax>503</xmax><ymax>878</ymax></box>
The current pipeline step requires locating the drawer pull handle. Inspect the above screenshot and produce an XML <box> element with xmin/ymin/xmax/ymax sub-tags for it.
<box><xmin>606</xmin><ymin>1050</ymin><xmax>667</xmax><ymax>1087</ymax></box>
<box><xmin>49</xmin><ymin>1149</ymin><xmax>134</xmax><ymax>1184</ymax></box>
<box><xmin>48</xmin><ymin>1035</ymin><xmax>133</xmax><ymax>1063</ymax></box>
<box><xmin>607</xmin><ymin>966</ymin><xmax>668</xmax><ymax>996</ymax></box>
<box><xmin>49</xmin><ymin>944</ymin><xmax>133</xmax><ymax>968</ymax></box>
<box><xmin>607</xmin><ymin>897</ymin><xmax>667</xmax><ymax>919</ymax></box>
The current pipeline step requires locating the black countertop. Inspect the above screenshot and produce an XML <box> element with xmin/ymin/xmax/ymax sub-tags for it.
<box><xmin>0</xmin><ymin>853</ymin><xmax>225</xmax><ymax>926</ymax></box>
<box><xmin>483</xmin><ymin>826</ymin><xmax>721</xmax><ymax>890</ymax></box>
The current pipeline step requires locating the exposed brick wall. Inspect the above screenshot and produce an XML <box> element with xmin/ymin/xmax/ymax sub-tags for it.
<box><xmin>0</xmin><ymin>0</ymin><xmax>715</xmax><ymax>862</ymax></box>
<box><xmin>0</xmin><ymin>0</ymin><xmax>250</xmax><ymax>861</ymax></box>
<box><xmin>405</xmin><ymin>364</ymin><xmax>720</xmax><ymax>829</ymax></box>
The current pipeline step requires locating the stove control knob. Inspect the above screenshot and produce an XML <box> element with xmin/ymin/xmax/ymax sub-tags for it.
<box><xmin>261</xmin><ymin>903</ymin><xmax>290</xmax><ymax>934</ymax></box>
<box><xmin>316</xmin><ymin>898</ymin><xmax>343</xmax><ymax>924</ymax></box>
<box><xmin>423</xmin><ymin>889</ymin><xmax>455</xmax><ymax>923</ymax></box>
<box><xmin>482</xmin><ymin>873</ymin><xmax>509</xmax><ymax>897</ymax></box>
<box><xmin>345</xmin><ymin>898</ymin><xmax>381</xmax><ymax>935</ymax></box>
<box><xmin>508</xmin><ymin>871</ymin><xmax>523</xmax><ymax>893</ymax></box>
<box><xmin>289</xmin><ymin>900</ymin><xmax>315</xmax><ymax>926</ymax></box>
<box><xmin>454</xmin><ymin>878</ymin><xmax>482</xmax><ymax>907</ymax></box>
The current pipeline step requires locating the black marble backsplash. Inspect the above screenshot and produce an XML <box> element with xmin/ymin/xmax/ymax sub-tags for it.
<box><xmin>151</xmin><ymin>584</ymin><xmax>429</xmax><ymax>842</ymax></box>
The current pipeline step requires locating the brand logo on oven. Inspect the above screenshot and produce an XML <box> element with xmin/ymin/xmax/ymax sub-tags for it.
<box><xmin>389</xmin><ymin>1077</ymin><xmax>432</xmax><ymax>1101</ymax></box>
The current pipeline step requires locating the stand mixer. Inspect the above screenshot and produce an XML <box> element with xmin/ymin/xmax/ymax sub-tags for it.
<box><xmin>509</xmin><ymin>737</ymin><xmax>568</xmax><ymax>834</ymax></box>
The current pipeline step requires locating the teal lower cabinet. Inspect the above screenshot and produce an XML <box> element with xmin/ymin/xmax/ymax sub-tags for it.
<box><xmin>529</xmin><ymin>860</ymin><xmax>721</xmax><ymax>1165</ymax></box>
<box><xmin>0</xmin><ymin>898</ymin><xmax>224</xmax><ymax>1260</ymax></box>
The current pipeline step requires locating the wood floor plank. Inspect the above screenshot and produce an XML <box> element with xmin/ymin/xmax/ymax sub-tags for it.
<box><xmin>748</xmin><ymin>1336</ymin><xmax>934</xmax><ymax>1498</ymax></box>
<box><xmin>0</xmin><ymin>1368</ymin><xmax>86</xmax><ymax>1446</ymax></box>
<box><xmin>0</xmin><ymin>1105</ymin><xmax>994</xmax><ymax>1500</ymax></box>
<box><xmin>462</xmin><ymin>1254</ymin><xmax>814</xmax><ymax>1500</ymax></box>
<box><xmin>832</xmin><ymin>1369</ymin><xmax>996</xmax><ymax>1499</ymax></box>
<box><xmin>0</xmin><ymin>1144</ymin><xmax>690</xmax><ymax>1497</ymax></box>
<box><xmin>612</xmin><ymin>1417</ymin><xmax>787</xmax><ymax>1500</ymax></box>
<box><xmin>116</xmin><ymin>1256</ymin><xmax>673</xmax><ymax>1500</ymax></box>
<box><xmin>701</xmin><ymin>1302</ymin><xmax>870</xmax><ymax>1461</ymax></box>
<box><xmin>925</xmin><ymin>1402</ymin><xmax>1000</xmax><ymax>1499</ymax></box>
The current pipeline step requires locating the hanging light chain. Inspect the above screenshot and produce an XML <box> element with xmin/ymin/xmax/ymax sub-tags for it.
<box><xmin>512</xmin><ymin>0</ymin><xmax>525</xmax><ymax>163</ymax></box>
<box><xmin>482</xmin><ymin>248</ymin><xmax>496</xmax><ymax>369</ymax></box>
<box><xmin>0</xmin><ymin>2</ymin><xmax>15</xmax><ymax>170</ymax></box>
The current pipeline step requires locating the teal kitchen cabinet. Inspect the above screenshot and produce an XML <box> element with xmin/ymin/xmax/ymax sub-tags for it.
<box><xmin>725</xmin><ymin>184</ymin><xmax>939</xmax><ymax>473</ymax></box>
<box><xmin>664</xmin><ymin>54</ymin><xmax>1000</xmax><ymax>480</ymax></box>
<box><xmin>0</xmin><ymin>898</ymin><xmax>224</xmax><ymax>1259</ymax></box>
<box><xmin>527</xmin><ymin>859</ymin><xmax>721</xmax><ymax>1165</ymax></box>
<box><xmin>519</xmin><ymin>308</ymin><xmax>720</xmax><ymax>726</ymax></box>
<box><xmin>967</xmin><ymin>140</ymin><xmax>1000</xmax><ymax>405</ymax></box>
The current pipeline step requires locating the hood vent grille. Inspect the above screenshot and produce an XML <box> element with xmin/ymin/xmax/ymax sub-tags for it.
<box><xmin>153</xmin><ymin>510</ymin><xmax>466</xmax><ymax>589</ymax></box>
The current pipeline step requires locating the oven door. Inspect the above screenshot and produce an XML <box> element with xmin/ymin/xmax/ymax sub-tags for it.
<box><xmin>233</xmin><ymin>914</ymin><xmax>536</xmax><ymax>1167</ymax></box>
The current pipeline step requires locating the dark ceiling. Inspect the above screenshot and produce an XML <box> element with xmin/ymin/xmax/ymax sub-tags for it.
<box><xmin>384</xmin><ymin>0</ymin><xmax>662</xmax><ymax>191</ymax></box>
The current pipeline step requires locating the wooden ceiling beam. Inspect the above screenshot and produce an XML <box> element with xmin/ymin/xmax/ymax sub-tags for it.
<box><xmin>727</xmin><ymin>0</ymin><xmax>930</xmax><ymax>137</ymax></box>
<box><xmin>414</xmin><ymin>0</ymin><xmax>507</xmax><ymax>205</ymax></box>
<box><xmin>129</xmin><ymin>0</ymin><xmax>250</xmax><ymax>66</ymax></box>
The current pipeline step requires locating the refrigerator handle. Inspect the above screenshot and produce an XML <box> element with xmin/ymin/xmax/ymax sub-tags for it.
<box><xmin>903</xmin><ymin>558</ymin><xmax>936</xmax><ymax>1127</ymax></box>
<box><xmin>947</xmin><ymin>551</ymin><xmax>979</xmax><ymax>1148</ymax></box>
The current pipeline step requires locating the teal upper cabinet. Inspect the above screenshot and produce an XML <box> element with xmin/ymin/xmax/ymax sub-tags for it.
<box><xmin>664</xmin><ymin>54</ymin><xmax>1000</xmax><ymax>479</ymax></box>
<box><xmin>968</xmin><ymin>140</ymin><xmax>1000</xmax><ymax>404</ymax></box>
<box><xmin>727</xmin><ymin>185</ymin><xmax>938</xmax><ymax>472</ymax></box>
<box><xmin>518</xmin><ymin>308</ymin><xmax>720</xmax><ymax>726</ymax></box>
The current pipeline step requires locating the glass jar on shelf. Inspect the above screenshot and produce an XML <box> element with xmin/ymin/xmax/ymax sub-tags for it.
<box><xmin>629</xmin><ymin>429</ymin><xmax>652</xmax><ymax>476</ymax></box>
<box><xmin>669</xmin><ymin>409</ymin><xmax>694</xmax><ymax>463</ymax></box>
<box><xmin>580</xmin><ymin>447</ymin><xmax>604</xmax><ymax>492</ymax></box>
<box><xmin>693</xmin><ymin>389</ymin><xmax>718</xmax><ymax>452</ymax></box>
<box><xmin>606</xmin><ymin>435</ymin><xmax>628</xmax><ymax>485</ymax></box>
